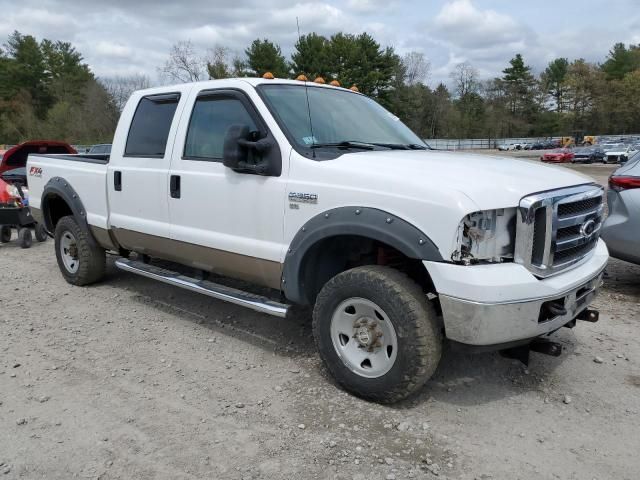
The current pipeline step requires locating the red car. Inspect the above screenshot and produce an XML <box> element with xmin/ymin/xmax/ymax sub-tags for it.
<box><xmin>1</xmin><ymin>140</ymin><xmax>75</xmax><ymax>247</ymax></box>
<box><xmin>541</xmin><ymin>148</ymin><xmax>574</xmax><ymax>163</ymax></box>
<box><xmin>0</xmin><ymin>140</ymin><xmax>76</xmax><ymax>177</ymax></box>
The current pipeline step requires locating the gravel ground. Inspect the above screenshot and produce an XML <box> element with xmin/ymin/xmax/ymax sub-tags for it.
<box><xmin>1</xmin><ymin>164</ymin><xmax>638</xmax><ymax>480</ymax></box>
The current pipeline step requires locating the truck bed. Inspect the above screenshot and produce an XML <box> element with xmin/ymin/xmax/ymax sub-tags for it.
<box><xmin>27</xmin><ymin>153</ymin><xmax>110</xmax><ymax>231</ymax></box>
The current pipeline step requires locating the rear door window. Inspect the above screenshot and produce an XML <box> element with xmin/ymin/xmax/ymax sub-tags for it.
<box><xmin>125</xmin><ymin>93</ymin><xmax>180</xmax><ymax>157</ymax></box>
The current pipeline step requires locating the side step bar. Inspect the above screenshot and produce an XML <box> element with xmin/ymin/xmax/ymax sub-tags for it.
<box><xmin>114</xmin><ymin>258</ymin><xmax>289</xmax><ymax>318</ymax></box>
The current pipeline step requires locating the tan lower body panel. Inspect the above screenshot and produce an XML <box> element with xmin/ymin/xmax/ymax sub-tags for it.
<box><xmin>90</xmin><ymin>226</ymin><xmax>119</xmax><ymax>251</ymax></box>
<box><xmin>111</xmin><ymin>228</ymin><xmax>283</xmax><ymax>290</ymax></box>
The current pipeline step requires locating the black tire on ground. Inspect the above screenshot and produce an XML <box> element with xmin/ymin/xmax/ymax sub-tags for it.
<box><xmin>0</xmin><ymin>225</ymin><xmax>11</xmax><ymax>243</ymax></box>
<box><xmin>54</xmin><ymin>215</ymin><xmax>106</xmax><ymax>286</ymax></box>
<box><xmin>312</xmin><ymin>265</ymin><xmax>442</xmax><ymax>403</ymax></box>
<box><xmin>34</xmin><ymin>223</ymin><xmax>48</xmax><ymax>242</ymax></box>
<box><xmin>18</xmin><ymin>227</ymin><xmax>32</xmax><ymax>249</ymax></box>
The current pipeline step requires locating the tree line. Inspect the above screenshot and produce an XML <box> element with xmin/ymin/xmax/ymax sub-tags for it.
<box><xmin>2</xmin><ymin>29</ymin><xmax>639</xmax><ymax>145</ymax></box>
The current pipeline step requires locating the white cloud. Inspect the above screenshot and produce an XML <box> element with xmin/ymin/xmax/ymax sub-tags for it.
<box><xmin>95</xmin><ymin>41</ymin><xmax>132</xmax><ymax>59</ymax></box>
<box><xmin>433</xmin><ymin>0</ymin><xmax>527</xmax><ymax>50</ymax></box>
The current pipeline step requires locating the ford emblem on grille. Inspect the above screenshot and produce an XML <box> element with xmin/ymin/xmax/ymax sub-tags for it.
<box><xmin>580</xmin><ymin>219</ymin><xmax>597</xmax><ymax>238</ymax></box>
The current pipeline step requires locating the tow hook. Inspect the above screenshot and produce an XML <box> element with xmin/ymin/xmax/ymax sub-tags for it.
<box><xmin>500</xmin><ymin>339</ymin><xmax>563</xmax><ymax>366</ymax></box>
<box><xmin>577</xmin><ymin>309</ymin><xmax>599</xmax><ymax>323</ymax></box>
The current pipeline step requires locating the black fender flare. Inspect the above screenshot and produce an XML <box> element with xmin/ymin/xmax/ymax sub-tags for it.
<box><xmin>282</xmin><ymin>206</ymin><xmax>442</xmax><ymax>304</ymax></box>
<box><xmin>41</xmin><ymin>177</ymin><xmax>98</xmax><ymax>247</ymax></box>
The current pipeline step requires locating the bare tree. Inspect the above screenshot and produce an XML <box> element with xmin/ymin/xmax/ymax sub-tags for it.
<box><xmin>450</xmin><ymin>61</ymin><xmax>479</xmax><ymax>98</ymax></box>
<box><xmin>159</xmin><ymin>40</ymin><xmax>204</xmax><ymax>83</ymax></box>
<box><xmin>402</xmin><ymin>51</ymin><xmax>430</xmax><ymax>85</ymax></box>
<box><xmin>205</xmin><ymin>45</ymin><xmax>232</xmax><ymax>79</ymax></box>
<box><xmin>100</xmin><ymin>74</ymin><xmax>151</xmax><ymax>112</ymax></box>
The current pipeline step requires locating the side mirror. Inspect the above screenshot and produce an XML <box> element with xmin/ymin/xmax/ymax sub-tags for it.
<box><xmin>222</xmin><ymin>124</ymin><xmax>251</xmax><ymax>170</ymax></box>
<box><xmin>222</xmin><ymin>124</ymin><xmax>274</xmax><ymax>175</ymax></box>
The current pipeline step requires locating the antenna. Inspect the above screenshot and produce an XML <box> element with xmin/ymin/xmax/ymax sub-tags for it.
<box><xmin>297</xmin><ymin>16</ymin><xmax>316</xmax><ymax>158</ymax></box>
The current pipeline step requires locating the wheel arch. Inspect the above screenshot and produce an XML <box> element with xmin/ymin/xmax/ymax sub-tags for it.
<box><xmin>282</xmin><ymin>207</ymin><xmax>443</xmax><ymax>305</ymax></box>
<box><xmin>41</xmin><ymin>177</ymin><xmax>98</xmax><ymax>248</ymax></box>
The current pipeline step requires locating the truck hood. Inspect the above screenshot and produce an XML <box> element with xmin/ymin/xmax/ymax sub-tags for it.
<box><xmin>335</xmin><ymin>150</ymin><xmax>594</xmax><ymax>210</ymax></box>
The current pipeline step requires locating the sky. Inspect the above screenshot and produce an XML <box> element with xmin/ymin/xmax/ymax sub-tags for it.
<box><xmin>1</xmin><ymin>0</ymin><xmax>639</xmax><ymax>87</ymax></box>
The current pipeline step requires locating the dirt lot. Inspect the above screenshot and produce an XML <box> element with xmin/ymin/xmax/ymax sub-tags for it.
<box><xmin>1</xmin><ymin>163</ymin><xmax>639</xmax><ymax>480</ymax></box>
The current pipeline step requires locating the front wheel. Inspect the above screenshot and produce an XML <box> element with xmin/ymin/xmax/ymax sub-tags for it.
<box><xmin>54</xmin><ymin>216</ymin><xmax>105</xmax><ymax>285</ymax></box>
<box><xmin>313</xmin><ymin>266</ymin><xmax>442</xmax><ymax>403</ymax></box>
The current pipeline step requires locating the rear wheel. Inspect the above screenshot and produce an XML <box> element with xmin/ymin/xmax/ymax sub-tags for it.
<box><xmin>54</xmin><ymin>216</ymin><xmax>105</xmax><ymax>285</ymax></box>
<box><xmin>313</xmin><ymin>266</ymin><xmax>442</xmax><ymax>403</ymax></box>
<box><xmin>0</xmin><ymin>226</ymin><xmax>11</xmax><ymax>243</ymax></box>
<box><xmin>18</xmin><ymin>227</ymin><xmax>32</xmax><ymax>248</ymax></box>
<box><xmin>34</xmin><ymin>223</ymin><xmax>48</xmax><ymax>242</ymax></box>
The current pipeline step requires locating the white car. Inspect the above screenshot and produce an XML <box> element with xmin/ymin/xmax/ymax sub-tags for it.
<box><xmin>26</xmin><ymin>77</ymin><xmax>608</xmax><ymax>403</ymax></box>
<box><xmin>602</xmin><ymin>143</ymin><xmax>637</xmax><ymax>163</ymax></box>
<box><xmin>498</xmin><ymin>143</ymin><xmax>518</xmax><ymax>151</ymax></box>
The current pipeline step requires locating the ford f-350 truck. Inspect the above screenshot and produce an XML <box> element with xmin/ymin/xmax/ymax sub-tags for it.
<box><xmin>27</xmin><ymin>78</ymin><xmax>608</xmax><ymax>403</ymax></box>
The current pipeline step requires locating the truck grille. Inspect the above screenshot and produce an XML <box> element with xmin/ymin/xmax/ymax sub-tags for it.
<box><xmin>514</xmin><ymin>184</ymin><xmax>604</xmax><ymax>277</ymax></box>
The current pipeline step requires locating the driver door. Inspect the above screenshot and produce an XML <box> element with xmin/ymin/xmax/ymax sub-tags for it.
<box><xmin>167</xmin><ymin>87</ymin><xmax>288</xmax><ymax>289</ymax></box>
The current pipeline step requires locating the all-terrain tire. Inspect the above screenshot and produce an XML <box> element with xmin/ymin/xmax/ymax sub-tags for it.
<box><xmin>313</xmin><ymin>265</ymin><xmax>442</xmax><ymax>403</ymax></box>
<box><xmin>54</xmin><ymin>215</ymin><xmax>105</xmax><ymax>285</ymax></box>
<box><xmin>0</xmin><ymin>225</ymin><xmax>11</xmax><ymax>243</ymax></box>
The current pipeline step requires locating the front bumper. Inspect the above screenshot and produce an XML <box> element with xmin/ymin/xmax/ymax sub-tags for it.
<box><xmin>425</xmin><ymin>239</ymin><xmax>608</xmax><ymax>346</ymax></box>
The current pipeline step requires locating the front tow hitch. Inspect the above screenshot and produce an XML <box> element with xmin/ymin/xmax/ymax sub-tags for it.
<box><xmin>576</xmin><ymin>309</ymin><xmax>599</xmax><ymax>323</ymax></box>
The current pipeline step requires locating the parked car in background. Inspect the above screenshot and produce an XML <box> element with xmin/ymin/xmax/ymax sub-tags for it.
<box><xmin>601</xmin><ymin>155</ymin><xmax>640</xmax><ymax>265</ymax></box>
<box><xmin>601</xmin><ymin>143</ymin><xmax>630</xmax><ymax>163</ymax></box>
<box><xmin>498</xmin><ymin>143</ymin><xmax>518</xmax><ymax>151</ymax></box>
<box><xmin>530</xmin><ymin>142</ymin><xmax>545</xmax><ymax>150</ymax></box>
<box><xmin>541</xmin><ymin>148</ymin><xmax>574</xmax><ymax>163</ymax></box>
<box><xmin>572</xmin><ymin>146</ymin><xmax>605</xmax><ymax>164</ymax></box>
<box><xmin>0</xmin><ymin>140</ymin><xmax>76</xmax><ymax>178</ymax></box>
<box><xmin>87</xmin><ymin>144</ymin><xmax>112</xmax><ymax>155</ymax></box>
<box><xmin>619</xmin><ymin>145</ymin><xmax>638</xmax><ymax>164</ymax></box>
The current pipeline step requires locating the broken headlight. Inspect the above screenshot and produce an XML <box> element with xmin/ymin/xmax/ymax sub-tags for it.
<box><xmin>453</xmin><ymin>208</ymin><xmax>517</xmax><ymax>264</ymax></box>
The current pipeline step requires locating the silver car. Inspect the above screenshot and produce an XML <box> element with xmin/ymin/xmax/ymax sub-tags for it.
<box><xmin>602</xmin><ymin>152</ymin><xmax>640</xmax><ymax>264</ymax></box>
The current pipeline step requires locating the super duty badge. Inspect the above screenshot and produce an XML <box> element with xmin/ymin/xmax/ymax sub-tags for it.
<box><xmin>289</xmin><ymin>192</ymin><xmax>318</xmax><ymax>204</ymax></box>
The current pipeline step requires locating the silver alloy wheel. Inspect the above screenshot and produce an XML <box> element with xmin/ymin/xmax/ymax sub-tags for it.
<box><xmin>330</xmin><ymin>297</ymin><xmax>398</xmax><ymax>378</ymax></box>
<box><xmin>60</xmin><ymin>231</ymin><xmax>79</xmax><ymax>273</ymax></box>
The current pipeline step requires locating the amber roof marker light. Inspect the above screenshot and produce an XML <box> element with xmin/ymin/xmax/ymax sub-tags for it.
<box><xmin>296</xmin><ymin>74</ymin><xmax>308</xmax><ymax>81</ymax></box>
<box><xmin>262</xmin><ymin>72</ymin><xmax>275</xmax><ymax>79</ymax></box>
<box><xmin>329</xmin><ymin>80</ymin><xmax>341</xmax><ymax>87</ymax></box>
<box><xmin>350</xmin><ymin>85</ymin><xmax>359</xmax><ymax>92</ymax></box>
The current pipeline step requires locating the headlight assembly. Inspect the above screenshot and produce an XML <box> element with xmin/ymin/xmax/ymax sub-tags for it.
<box><xmin>453</xmin><ymin>208</ymin><xmax>517</xmax><ymax>264</ymax></box>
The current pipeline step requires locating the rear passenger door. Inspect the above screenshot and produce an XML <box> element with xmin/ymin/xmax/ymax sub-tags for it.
<box><xmin>167</xmin><ymin>87</ymin><xmax>288</xmax><ymax>289</ymax></box>
<box><xmin>108</xmin><ymin>91</ymin><xmax>187</xmax><ymax>251</ymax></box>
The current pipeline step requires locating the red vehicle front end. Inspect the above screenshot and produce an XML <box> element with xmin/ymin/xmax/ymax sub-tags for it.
<box><xmin>541</xmin><ymin>148</ymin><xmax>575</xmax><ymax>163</ymax></box>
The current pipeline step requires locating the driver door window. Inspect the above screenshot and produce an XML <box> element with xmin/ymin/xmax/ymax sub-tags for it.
<box><xmin>183</xmin><ymin>97</ymin><xmax>257</xmax><ymax>161</ymax></box>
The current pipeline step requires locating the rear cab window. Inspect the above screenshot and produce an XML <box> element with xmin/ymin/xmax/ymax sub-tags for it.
<box><xmin>125</xmin><ymin>93</ymin><xmax>181</xmax><ymax>157</ymax></box>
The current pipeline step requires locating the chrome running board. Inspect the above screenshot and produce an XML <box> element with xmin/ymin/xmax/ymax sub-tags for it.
<box><xmin>114</xmin><ymin>258</ymin><xmax>289</xmax><ymax>318</ymax></box>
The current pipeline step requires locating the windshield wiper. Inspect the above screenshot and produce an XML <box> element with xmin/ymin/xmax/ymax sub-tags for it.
<box><xmin>309</xmin><ymin>141</ymin><xmax>375</xmax><ymax>150</ymax></box>
<box><xmin>365</xmin><ymin>142</ymin><xmax>428</xmax><ymax>150</ymax></box>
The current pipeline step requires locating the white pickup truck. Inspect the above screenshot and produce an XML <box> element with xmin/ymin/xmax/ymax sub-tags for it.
<box><xmin>27</xmin><ymin>77</ymin><xmax>608</xmax><ymax>403</ymax></box>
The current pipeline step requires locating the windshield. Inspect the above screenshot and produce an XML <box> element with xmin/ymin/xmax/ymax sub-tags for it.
<box><xmin>258</xmin><ymin>84</ymin><xmax>425</xmax><ymax>151</ymax></box>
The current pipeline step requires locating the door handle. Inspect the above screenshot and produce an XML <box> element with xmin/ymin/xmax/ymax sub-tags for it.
<box><xmin>170</xmin><ymin>175</ymin><xmax>181</xmax><ymax>198</ymax></box>
<box><xmin>114</xmin><ymin>171</ymin><xmax>122</xmax><ymax>191</ymax></box>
